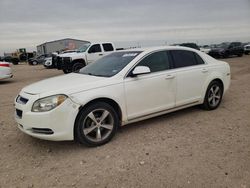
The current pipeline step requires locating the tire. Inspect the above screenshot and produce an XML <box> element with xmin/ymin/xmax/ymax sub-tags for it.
<box><xmin>12</xmin><ymin>60</ymin><xmax>19</xmax><ymax>65</ymax></box>
<box><xmin>72</xmin><ymin>62</ymin><xmax>85</xmax><ymax>72</ymax></box>
<box><xmin>222</xmin><ymin>53</ymin><xmax>229</xmax><ymax>58</ymax></box>
<box><xmin>201</xmin><ymin>81</ymin><xmax>223</xmax><ymax>110</ymax></box>
<box><xmin>237</xmin><ymin>53</ymin><xmax>243</xmax><ymax>57</ymax></box>
<box><xmin>75</xmin><ymin>102</ymin><xmax>119</xmax><ymax>147</ymax></box>
<box><xmin>62</xmin><ymin>69</ymin><xmax>71</xmax><ymax>74</ymax></box>
<box><xmin>12</xmin><ymin>62</ymin><xmax>18</xmax><ymax>65</ymax></box>
<box><xmin>32</xmin><ymin>61</ymin><xmax>38</xmax><ymax>65</ymax></box>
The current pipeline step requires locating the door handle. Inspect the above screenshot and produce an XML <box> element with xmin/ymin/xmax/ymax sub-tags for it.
<box><xmin>201</xmin><ymin>68</ymin><xmax>208</xmax><ymax>73</ymax></box>
<box><xmin>99</xmin><ymin>54</ymin><xmax>103</xmax><ymax>56</ymax></box>
<box><xmin>165</xmin><ymin>75</ymin><xmax>175</xmax><ymax>79</ymax></box>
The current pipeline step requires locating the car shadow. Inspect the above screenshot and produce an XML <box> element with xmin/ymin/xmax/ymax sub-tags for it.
<box><xmin>118</xmin><ymin>106</ymin><xmax>200</xmax><ymax>133</ymax></box>
<box><xmin>0</xmin><ymin>80</ymin><xmax>15</xmax><ymax>85</ymax></box>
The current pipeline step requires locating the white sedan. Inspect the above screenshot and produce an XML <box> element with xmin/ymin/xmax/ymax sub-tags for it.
<box><xmin>14</xmin><ymin>46</ymin><xmax>231</xmax><ymax>146</ymax></box>
<box><xmin>0</xmin><ymin>61</ymin><xmax>13</xmax><ymax>80</ymax></box>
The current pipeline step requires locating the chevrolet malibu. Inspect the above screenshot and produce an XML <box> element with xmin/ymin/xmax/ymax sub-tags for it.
<box><xmin>14</xmin><ymin>46</ymin><xmax>231</xmax><ymax>146</ymax></box>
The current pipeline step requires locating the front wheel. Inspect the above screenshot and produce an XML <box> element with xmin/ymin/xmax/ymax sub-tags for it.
<box><xmin>72</xmin><ymin>62</ymin><xmax>85</xmax><ymax>72</ymax></box>
<box><xmin>32</xmin><ymin>61</ymin><xmax>38</xmax><ymax>65</ymax></box>
<box><xmin>75</xmin><ymin>102</ymin><xmax>119</xmax><ymax>147</ymax></box>
<box><xmin>201</xmin><ymin>81</ymin><xmax>223</xmax><ymax>110</ymax></box>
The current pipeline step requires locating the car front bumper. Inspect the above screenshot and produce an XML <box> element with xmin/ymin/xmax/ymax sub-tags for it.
<box><xmin>14</xmin><ymin>91</ymin><xmax>80</xmax><ymax>141</ymax></box>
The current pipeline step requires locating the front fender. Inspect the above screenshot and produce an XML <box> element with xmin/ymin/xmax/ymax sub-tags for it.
<box><xmin>69</xmin><ymin>83</ymin><xmax>127</xmax><ymax>122</ymax></box>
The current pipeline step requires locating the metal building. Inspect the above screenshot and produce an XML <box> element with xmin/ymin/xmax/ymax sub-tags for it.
<box><xmin>37</xmin><ymin>38</ymin><xmax>90</xmax><ymax>55</ymax></box>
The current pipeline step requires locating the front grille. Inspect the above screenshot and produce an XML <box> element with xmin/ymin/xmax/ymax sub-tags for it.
<box><xmin>16</xmin><ymin>95</ymin><xmax>29</xmax><ymax>104</ymax></box>
<box><xmin>56</xmin><ymin>57</ymin><xmax>63</xmax><ymax>70</ymax></box>
<box><xmin>51</xmin><ymin>54</ymin><xmax>57</xmax><ymax>68</ymax></box>
<box><xmin>31</xmin><ymin>128</ymin><xmax>54</xmax><ymax>135</ymax></box>
<box><xmin>16</xmin><ymin>109</ymin><xmax>23</xmax><ymax>118</ymax></box>
<box><xmin>61</xmin><ymin>57</ymin><xmax>72</xmax><ymax>70</ymax></box>
<box><xmin>62</xmin><ymin>57</ymin><xmax>71</xmax><ymax>63</ymax></box>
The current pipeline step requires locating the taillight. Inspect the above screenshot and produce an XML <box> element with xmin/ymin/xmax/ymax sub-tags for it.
<box><xmin>0</xmin><ymin>63</ymin><xmax>10</xmax><ymax>67</ymax></box>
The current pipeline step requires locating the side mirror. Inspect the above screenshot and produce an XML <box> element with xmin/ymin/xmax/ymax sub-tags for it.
<box><xmin>132</xmin><ymin>66</ymin><xmax>151</xmax><ymax>76</ymax></box>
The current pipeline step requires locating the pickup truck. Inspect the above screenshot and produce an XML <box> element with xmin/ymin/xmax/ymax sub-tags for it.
<box><xmin>54</xmin><ymin>42</ymin><xmax>116</xmax><ymax>73</ymax></box>
<box><xmin>208</xmin><ymin>42</ymin><xmax>244</xmax><ymax>58</ymax></box>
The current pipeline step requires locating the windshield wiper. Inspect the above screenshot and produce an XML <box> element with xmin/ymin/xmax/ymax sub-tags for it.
<box><xmin>80</xmin><ymin>72</ymin><xmax>108</xmax><ymax>77</ymax></box>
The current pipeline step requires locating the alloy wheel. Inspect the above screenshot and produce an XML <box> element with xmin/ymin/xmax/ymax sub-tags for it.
<box><xmin>208</xmin><ymin>85</ymin><xmax>221</xmax><ymax>107</ymax></box>
<box><xmin>82</xmin><ymin>109</ymin><xmax>114</xmax><ymax>143</ymax></box>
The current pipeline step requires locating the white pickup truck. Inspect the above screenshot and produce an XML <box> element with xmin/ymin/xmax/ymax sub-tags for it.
<box><xmin>54</xmin><ymin>42</ymin><xmax>116</xmax><ymax>73</ymax></box>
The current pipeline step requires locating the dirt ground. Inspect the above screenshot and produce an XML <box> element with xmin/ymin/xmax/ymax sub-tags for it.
<box><xmin>0</xmin><ymin>56</ymin><xmax>250</xmax><ymax>188</ymax></box>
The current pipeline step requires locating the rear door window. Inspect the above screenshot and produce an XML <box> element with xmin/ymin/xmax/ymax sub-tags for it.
<box><xmin>102</xmin><ymin>43</ymin><xmax>114</xmax><ymax>52</ymax></box>
<box><xmin>170</xmin><ymin>50</ymin><xmax>202</xmax><ymax>68</ymax></box>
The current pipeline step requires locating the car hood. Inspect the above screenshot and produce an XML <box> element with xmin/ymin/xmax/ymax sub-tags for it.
<box><xmin>22</xmin><ymin>73</ymin><xmax>112</xmax><ymax>97</ymax></box>
<box><xmin>58</xmin><ymin>52</ymin><xmax>84</xmax><ymax>58</ymax></box>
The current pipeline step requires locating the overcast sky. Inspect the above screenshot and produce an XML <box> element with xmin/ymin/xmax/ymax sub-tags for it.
<box><xmin>0</xmin><ymin>0</ymin><xmax>250</xmax><ymax>55</ymax></box>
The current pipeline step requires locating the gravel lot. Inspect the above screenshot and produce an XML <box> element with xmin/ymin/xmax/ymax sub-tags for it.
<box><xmin>0</xmin><ymin>56</ymin><xmax>250</xmax><ymax>188</ymax></box>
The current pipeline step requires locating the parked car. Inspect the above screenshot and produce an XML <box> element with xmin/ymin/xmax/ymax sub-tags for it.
<box><xmin>14</xmin><ymin>46</ymin><xmax>231</xmax><ymax>146</ymax></box>
<box><xmin>0</xmin><ymin>61</ymin><xmax>13</xmax><ymax>80</ymax></box>
<box><xmin>244</xmin><ymin>44</ymin><xmax>250</xmax><ymax>55</ymax></box>
<box><xmin>28</xmin><ymin>54</ymin><xmax>51</xmax><ymax>65</ymax></box>
<box><xmin>200</xmin><ymin>45</ymin><xmax>211</xmax><ymax>54</ymax></box>
<box><xmin>3</xmin><ymin>56</ymin><xmax>16</xmax><ymax>64</ymax></box>
<box><xmin>208</xmin><ymin>42</ymin><xmax>244</xmax><ymax>58</ymax></box>
<box><xmin>179</xmin><ymin>43</ymin><xmax>200</xmax><ymax>50</ymax></box>
<box><xmin>54</xmin><ymin>42</ymin><xmax>116</xmax><ymax>73</ymax></box>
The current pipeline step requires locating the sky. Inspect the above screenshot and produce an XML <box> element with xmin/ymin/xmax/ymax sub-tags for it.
<box><xmin>0</xmin><ymin>0</ymin><xmax>250</xmax><ymax>55</ymax></box>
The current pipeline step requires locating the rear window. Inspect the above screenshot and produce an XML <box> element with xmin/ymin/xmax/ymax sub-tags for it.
<box><xmin>194</xmin><ymin>53</ymin><xmax>205</xmax><ymax>65</ymax></box>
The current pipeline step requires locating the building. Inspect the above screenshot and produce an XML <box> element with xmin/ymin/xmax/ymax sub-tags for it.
<box><xmin>37</xmin><ymin>38</ymin><xmax>90</xmax><ymax>55</ymax></box>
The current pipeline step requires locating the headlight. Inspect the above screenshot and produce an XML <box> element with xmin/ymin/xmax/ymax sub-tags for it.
<box><xmin>32</xmin><ymin>95</ymin><xmax>67</xmax><ymax>112</ymax></box>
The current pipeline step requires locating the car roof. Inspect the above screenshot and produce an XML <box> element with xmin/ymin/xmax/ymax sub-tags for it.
<box><xmin>121</xmin><ymin>45</ymin><xmax>199</xmax><ymax>53</ymax></box>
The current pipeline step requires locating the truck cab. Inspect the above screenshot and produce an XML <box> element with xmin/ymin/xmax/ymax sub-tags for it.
<box><xmin>55</xmin><ymin>42</ymin><xmax>116</xmax><ymax>73</ymax></box>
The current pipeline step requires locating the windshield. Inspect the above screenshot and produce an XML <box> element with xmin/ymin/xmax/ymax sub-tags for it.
<box><xmin>78</xmin><ymin>43</ymin><xmax>91</xmax><ymax>52</ymax></box>
<box><xmin>217</xmin><ymin>43</ymin><xmax>230</xmax><ymax>49</ymax></box>
<box><xmin>79</xmin><ymin>51</ymin><xmax>142</xmax><ymax>77</ymax></box>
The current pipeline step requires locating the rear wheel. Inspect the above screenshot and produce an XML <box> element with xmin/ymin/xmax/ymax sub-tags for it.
<box><xmin>75</xmin><ymin>102</ymin><xmax>119</xmax><ymax>147</ymax></box>
<box><xmin>201</xmin><ymin>81</ymin><xmax>223</xmax><ymax>110</ymax></box>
